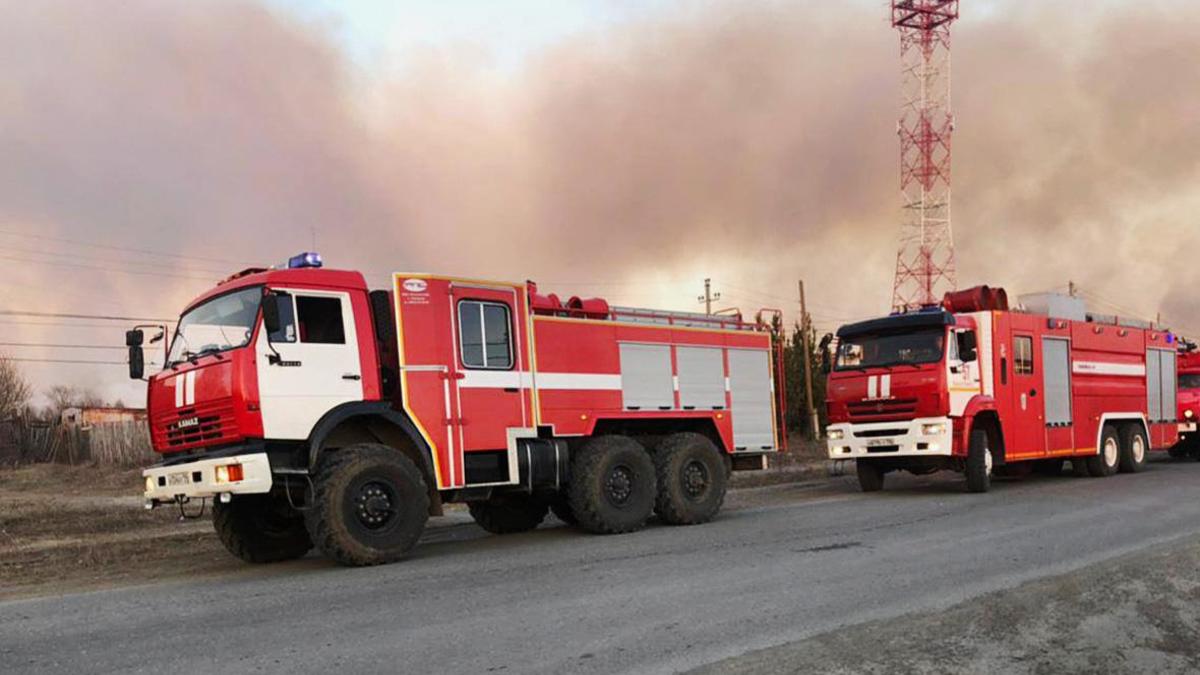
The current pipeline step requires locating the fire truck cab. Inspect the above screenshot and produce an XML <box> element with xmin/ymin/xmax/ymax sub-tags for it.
<box><xmin>826</xmin><ymin>286</ymin><xmax>1181</xmax><ymax>493</ymax></box>
<box><xmin>131</xmin><ymin>255</ymin><xmax>785</xmax><ymax>565</ymax></box>
<box><xmin>1171</xmin><ymin>347</ymin><xmax>1200</xmax><ymax>457</ymax></box>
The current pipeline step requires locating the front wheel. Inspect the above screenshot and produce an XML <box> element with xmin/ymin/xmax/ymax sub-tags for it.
<box><xmin>1118</xmin><ymin>424</ymin><xmax>1148</xmax><ymax>473</ymax></box>
<box><xmin>212</xmin><ymin>493</ymin><xmax>312</xmax><ymax>564</ymax></box>
<box><xmin>305</xmin><ymin>444</ymin><xmax>430</xmax><ymax>566</ymax></box>
<box><xmin>856</xmin><ymin>459</ymin><xmax>885</xmax><ymax>492</ymax></box>
<box><xmin>1086</xmin><ymin>425</ymin><xmax>1121</xmax><ymax>478</ymax></box>
<box><xmin>965</xmin><ymin>428</ymin><xmax>993</xmax><ymax>493</ymax></box>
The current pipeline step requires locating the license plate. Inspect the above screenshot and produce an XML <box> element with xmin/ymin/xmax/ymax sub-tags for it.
<box><xmin>866</xmin><ymin>438</ymin><xmax>895</xmax><ymax>447</ymax></box>
<box><xmin>167</xmin><ymin>472</ymin><xmax>191</xmax><ymax>487</ymax></box>
<box><xmin>1181</xmin><ymin>423</ymin><xmax>1197</xmax><ymax>433</ymax></box>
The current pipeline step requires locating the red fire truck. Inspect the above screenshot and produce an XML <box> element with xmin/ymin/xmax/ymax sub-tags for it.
<box><xmin>129</xmin><ymin>254</ymin><xmax>785</xmax><ymax>566</ymax></box>
<box><xmin>825</xmin><ymin>286</ymin><xmax>1181</xmax><ymax>493</ymax></box>
<box><xmin>1171</xmin><ymin>346</ymin><xmax>1200</xmax><ymax>457</ymax></box>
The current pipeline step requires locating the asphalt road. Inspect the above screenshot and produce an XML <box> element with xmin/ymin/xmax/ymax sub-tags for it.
<box><xmin>5</xmin><ymin>457</ymin><xmax>1200</xmax><ymax>674</ymax></box>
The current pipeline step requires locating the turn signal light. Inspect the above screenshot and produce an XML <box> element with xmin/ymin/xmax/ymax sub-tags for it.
<box><xmin>215</xmin><ymin>464</ymin><xmax>244</xmax><ymax>484</ymax></box>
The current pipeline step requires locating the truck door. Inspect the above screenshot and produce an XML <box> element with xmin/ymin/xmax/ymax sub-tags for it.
<box><xmin>256</xmin><ymin>289</ymin><xmax>364</xmax><ymax>440</ymax></box>
<box><xmin>1009</xmin><ymin>331</ymin><xmax>1046</xmax><ymax>456</ymax></box>
<box><xmin>449</xmin><ymin>286</ymin><xmax>529</xmax><ymax>456</ymax></box>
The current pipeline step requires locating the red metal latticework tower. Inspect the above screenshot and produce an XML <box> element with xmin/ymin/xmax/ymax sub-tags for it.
<box><xmin>890</xmin><ymin>0</ymin><xmax>959</xmax><ymax>311</ymax></box>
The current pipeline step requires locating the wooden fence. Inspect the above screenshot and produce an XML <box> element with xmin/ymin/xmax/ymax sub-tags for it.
<box><xmin>0</xmin><ymin>419</ymin><xmax>154</xmax><ymax>467</ymax></box>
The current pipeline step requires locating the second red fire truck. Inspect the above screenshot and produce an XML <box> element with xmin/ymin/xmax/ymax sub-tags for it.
<box><xmin>826</xmin><ymin>286</ymin><xmax>1182</xmax><ymax>492</ymax></box>
<box><xmin>130</xmin><ymin>254</ymin><xmax>785</xmax><ymax>566</ymax></box>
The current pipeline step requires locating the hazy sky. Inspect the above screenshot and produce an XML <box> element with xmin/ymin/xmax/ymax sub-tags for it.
<box><xmin>2</xmin><ymin>0</ymin><xmax>1198</xmax><ymax>406</ymax></box>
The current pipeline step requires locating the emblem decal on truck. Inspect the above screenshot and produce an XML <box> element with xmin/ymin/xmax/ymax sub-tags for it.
<box><xmin>402</xmin><ymin>278</ymin><xmax>428</xmax><ymax>293</ymax></box>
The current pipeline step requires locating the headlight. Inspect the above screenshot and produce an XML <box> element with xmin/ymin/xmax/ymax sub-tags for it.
<box><xmin>1187</xmin><ymin>409</ymin><xmax>1195</xmax><ymax>420</ymax></box>
<box><xmin>144</xmin><ymin>476</ymin><xmax>156</xmax><ymax>493</ymax></box>
<box><xmin>827</xmin><ymin>429</ymin><xmax>844</xmax><ymax>441</ymax></box>
<box><xmin>922</xmin><ymin>423</ymin><xmax>946</xmax><ymax>436</ymax></box>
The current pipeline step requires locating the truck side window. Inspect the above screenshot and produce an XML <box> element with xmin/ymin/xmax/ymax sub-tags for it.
<box><xmin>268</xmin><ymin>292</ymin><xmax>297</xmax><ymax>343</ymax></box>
<box><xmin>296</xmin><ymin>296</ymin><xmax>346</xmax><ymax>344</ymax></box>
<box><xmin>1014</xmin><ymin>336</ymin><xmax>1034</xmax><ymax>374</ymax></box>
<box><xmin>458</xmin><ymin>300</ymin><xmax>513</xmax><ymax>369</ymax></box>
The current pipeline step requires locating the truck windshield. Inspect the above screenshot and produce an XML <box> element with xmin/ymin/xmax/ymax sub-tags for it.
<box><xmin>836</xmin><ymin>328</ymin><xmax>946</xmax><ymax>370</ymax></box>
<box><xmin>167</xmin><ymin>287</ymin><xmax>263</xmax><ymax>365</ymax></box>
<box><xmin>1180</xmin><ymin>374</ymin><xmax>1200</xmax><ymax>390</ymax></box>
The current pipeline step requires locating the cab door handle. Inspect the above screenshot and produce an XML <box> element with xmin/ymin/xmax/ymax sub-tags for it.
<box><xmin>342</xmin><ymin>373</ymin><xmax>362</xmax><ymax>381</ymax></box>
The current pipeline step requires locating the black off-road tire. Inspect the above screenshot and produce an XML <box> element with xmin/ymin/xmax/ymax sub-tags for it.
<box><xmin>1118</xmin><ymin>424</ymin><xmax>1149</xmax><ymax>473</ymax></box>
<box><xmin>548</xmin><ymin>494</ymin><xmax>578</xmax><ymax>525</ymax></box>
<box><xmin>653</xmin><ymin>432</ymin><xmax>728</xmax><ymax>525</ymax></box>
<box><xmin>212</xmin><ymin>493</ymin><xmax>312</xmax><ymax>564</ymax></box>
<box><xmin>567</xmin><ymin>435</ymin><xmax>656</xmax><ymax>534</ymax></box>
<box><xmin>305</xmin><ymin>444</ymin><xmax>430</xmax><ymax>566</ymax></box>
<box><xmin>965</xmin><ymin>428</ymin><xmax>993</xmax><ymax>493</ymax></box>
<box><xmin>1070</xmin><ymin>458</ymin><xmax>1090</xmax><ymax>477</ymax></box>
<box><xmin>856</xmin><ymin>459</ymin><xmax>885</xmax><ymax>492</ymax></box>
<box><xmin>468</xmin><ymin>494</ymin><xmax>549</xmax><ymax>534</ymax></box>
<box><xmin>1087</xmin><ymin>425</ymin><xmax>1121</xmax><ymax>478</ymax></box>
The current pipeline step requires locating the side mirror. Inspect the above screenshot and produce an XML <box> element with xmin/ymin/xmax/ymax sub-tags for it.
<box><xmin>957</xmin><ymin>331</ymin><xmax>978</xmax><ymax>363</ymax></box>
<box><xmin>819</xmin><ymin>333</ymin><xmax>834</xmax><ymax>375</ymax></box>
<box><xmin>128</xmin><ymin>345</ymin><xmax>145</xmax><ymax>380</ymax></box>
<box><xmin>261</xmin><ymin>292</ymin><xmax>281</xmax><ymax>336</ymax></box>
<box><xmin>125</xmin><ymin>329</ymin><xmax>144</xmax><ymax>347</ymax></box>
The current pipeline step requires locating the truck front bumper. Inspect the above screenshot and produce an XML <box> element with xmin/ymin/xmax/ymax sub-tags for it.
<box><xmin>827</xmin><ymin>417</ymin><xmax>953</xmax><ymax>460</ymax></box>
<box><xmin>143</xmin><ymin>452</ymin><xmax>273</xmax><ymax>504</ymax></box>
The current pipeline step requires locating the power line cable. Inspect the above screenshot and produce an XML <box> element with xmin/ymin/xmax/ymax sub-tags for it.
<box><xmin>0</xmin><ymin>226</ymin><xmax>257</xmax><ymax>267</ymax></box>
<box><xmin>0</xmin><ymin>342</ymin><xmax>127</xmax><ymax>350</ymax></box>
<box><xmin>0</xmin><ymin>310</ymin><xmax>174</xmax><ymax>323</ymax></box>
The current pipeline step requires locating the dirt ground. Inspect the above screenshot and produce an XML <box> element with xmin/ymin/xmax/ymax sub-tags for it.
<box><xmin>694</xmin><ymin>534</ymin><xmax>1200</xmax><ymax>675</ymax></box>
<box><xmin>0</xmin><ymin>446</ymin><xmax>829</xmax><ymax>602</ymax></box>
<box><xmin>0</xmin><ymin>464</ymin><xmax>236</xmax><ymax>600</ymax></box>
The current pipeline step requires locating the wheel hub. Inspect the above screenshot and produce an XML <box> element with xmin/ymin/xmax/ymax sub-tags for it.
<box><xmin>1133</xmin><ymin>436</ymin><xmax>1146</xmax><ymax>463</ymax></box>
<box><xmin>355</xmin><ymin>482</ymin><xmax>396</xmax><ymax>529</ymax></box>
<box><xmin>682</xmin><ymin>460</ymin><xmax>709</xmax><ymax>499</ymax></box>
<box><xmin>1104</xmin><ymin>438</ymin><xmax>1119</xmax><ymax>466</ymax></box>
<box><xmin>605</xmin><ymin>465</ymin><xmax>634</xmax><ymax>506</ymax></box>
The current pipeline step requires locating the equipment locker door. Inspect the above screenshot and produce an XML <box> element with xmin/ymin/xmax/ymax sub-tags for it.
<box><xmin>1008</xmin><ymin>328</ymin><xmax>1046</xmax><ymax>456</ymax></box>
<box><xmin>449</xmin><ymin>285</ymin><xmax>529</xmax><ymax>455</ymax></box>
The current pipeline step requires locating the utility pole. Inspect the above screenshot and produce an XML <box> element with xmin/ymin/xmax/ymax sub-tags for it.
<box><xmin>799</xmin><ymin>280</ymin><xmax>820</xmax><ymax>440</ymax></box>
<box><xmin>698</xmin><ymin>278</ymin><xmax>721</xmax><ymax>316</ymax></box>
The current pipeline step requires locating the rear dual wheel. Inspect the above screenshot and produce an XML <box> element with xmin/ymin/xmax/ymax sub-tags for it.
<box><xmin>1118</xmin><ymin>424</ymin><xmax>1148</xmax><ymax>474</ymax></box>
<box><xmin>1086</xmin><ymin>426</ymin><xmax>1121</xmax><ymax>477</ymax></box>
<box><xmin>653</xmin><ymin>433</ymin><xmax>728</xmax><ymax>525</ymax></box>
<box><xmin>568</xmin><ymin>435</ymin><xmax>657</xmax><ymax>534</ymax></box>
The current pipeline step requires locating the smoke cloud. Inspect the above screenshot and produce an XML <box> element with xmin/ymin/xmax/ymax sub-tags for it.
<box><xmin>2</xmin><ymin>0</ymin><xmax>1199</xmax><ymax>403</ymax></box>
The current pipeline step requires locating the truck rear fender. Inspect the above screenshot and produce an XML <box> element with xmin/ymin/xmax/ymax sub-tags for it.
<box><xmin>306</xmin><ymin>401</ymin><xmax>442</xmax><ymax>515</ymax></box>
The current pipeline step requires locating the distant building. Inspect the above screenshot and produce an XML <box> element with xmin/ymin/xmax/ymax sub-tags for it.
<box><xmin>61</xmin><ymin>407</ymin><xmax>147</xmax><ymax>428</ymax></box>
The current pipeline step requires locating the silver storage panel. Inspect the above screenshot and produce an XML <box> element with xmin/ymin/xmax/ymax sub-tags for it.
<box><xmin>1147</xmin><ymin>349</ymin><xmax>1163</xmax><ymax>422</ymax></box>
<box><xmin>1042</xmin><ymin>338</ymin><xmax>1072</xmax><ymax>426</ymax></box>
<box><xmin>677</xmin><ymin>346</ymin><xmax>726</xmax><ymax>410</ymax></box>
<box><xmin>619</xmin><ymin>343</ymin><xmax>674</xmax><ymax>410</ymax></box>
<box><xmin>728</xmin><ymin>349</ymin><xmax>774</xmax><ymax>450</ymax></box>
<box><xmin>1160</xmin><ymin>349</ymin><xmax>1177</xmax><ymax>422</ymax></box>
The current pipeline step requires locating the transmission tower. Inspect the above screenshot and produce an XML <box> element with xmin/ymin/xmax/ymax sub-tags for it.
<box><xmin>890</xmin><ymin>0</ymin><xmax>959</xmax><ymax>311</ymax></box>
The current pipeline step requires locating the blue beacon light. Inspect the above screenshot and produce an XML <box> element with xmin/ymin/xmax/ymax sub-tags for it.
<box><xmin>287</xmin><ymin>252</ymin><xmax>323</xmax><ymax>269</ymax></box>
